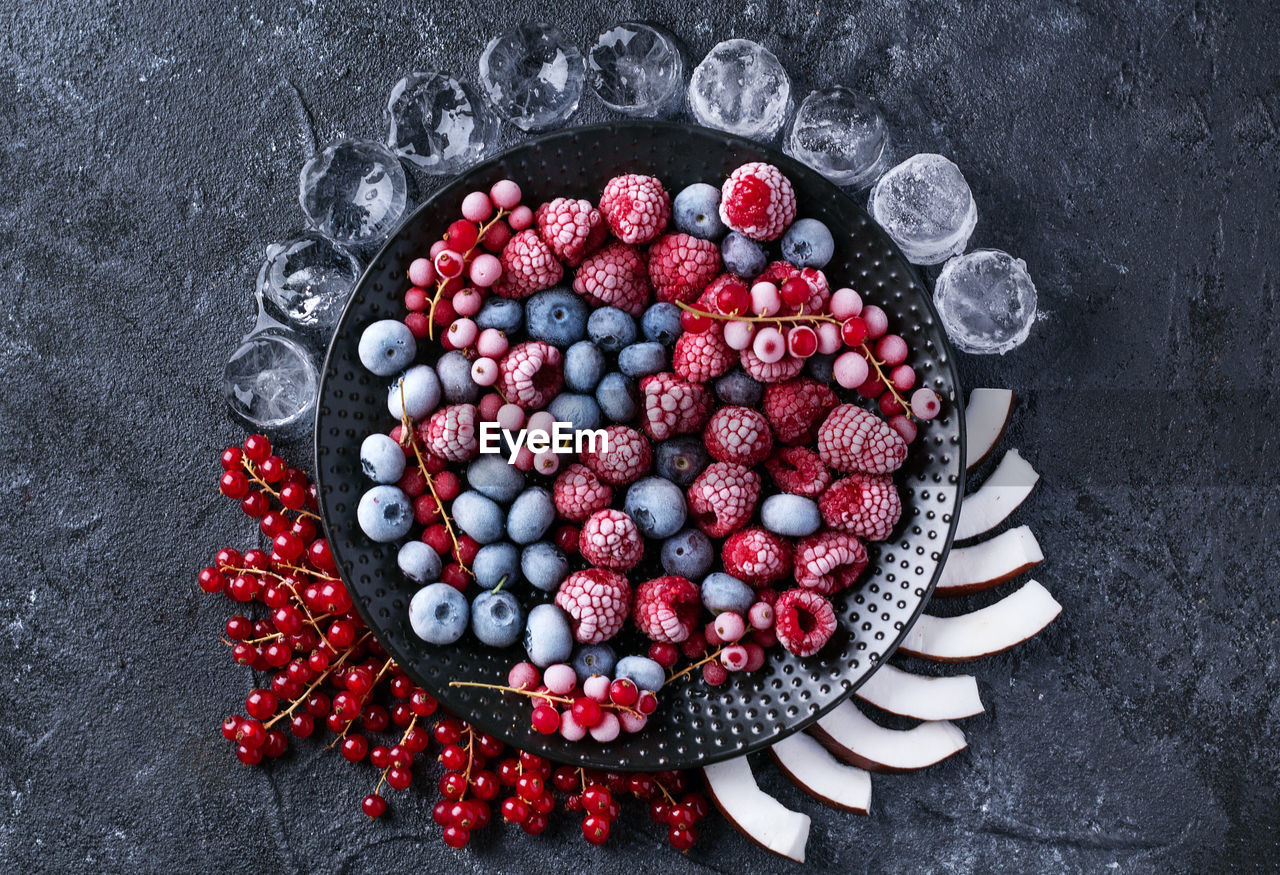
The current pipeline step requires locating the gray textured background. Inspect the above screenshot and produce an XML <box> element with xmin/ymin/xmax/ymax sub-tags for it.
<box><xmin>2</xmin><ymin>0</ymin><xmax>1277</xmax><ymax>872</ymax></box>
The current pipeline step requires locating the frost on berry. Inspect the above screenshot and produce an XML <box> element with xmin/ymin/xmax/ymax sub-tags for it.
<box><xmin>579</xmin><ymin>509</ymin><xmax>643</xmax><ymax>572</ymax></box>
<box><xmin>535</xmin><ymin>197</ymin><xmax>606</xmax><ymax>266</ymax></box>
<box><xmin>493</xmin><ymin>230</ymin><xmax>564</xmax><ymax>299</ymax></box>
<box><xmin>555</xmin><ymin>568</ymin><xmax>631</xmax><ymax>644</ymax></box>
<box><xmin>580</xmin><ymin>425</ymin><xmax>651</xmax><ymax>486</ymax></box>
<box><xmin>673</xmin><ymin>329</ymin><xmax>735</xmax><ymax>384</ymax></box>
<box><xmin>498</xmin><ymin>341</ymin><xmax>564</xmax><ymax>410</ymax></box>
<box><xmin>633</xmin><ymin>576</ymin><xmax>700</xmax><ymax>644</ymax></box>
<box><xmin>774</xmin><ymin>588</ymin><xmax>837</xmax><ymax>657</ymax></box>
<box><xmin>816</xmin><ymin>404</ymin><xmax>908</xmax><ymax>474</ymax></box>
<box><xmin>423</xmin><ymin>404</ymin><xmax>479</xmax><ymax>461</ymax></box>
<box><xmin>703</xmin><ymin>406</ymin><xmax>773</xmax><ymax>466</ymax></box>
<box><xmin>572</xmin><ymin>242</ymin><xmax>651</xmax><ymax>315</ymax></box>
<box><xmin>639</xmin><ymin>373</ymin><xmax>712</xmax><ymax>441</ymax></box>
<box><xmin>648</xmin><ymin>233</ymin><xmax>721</xmax><ymax>305</ymax></box>
<box><xmin>818</xmin><ymin>473</ymin><xmax>902</xmax><ymax>542</ymax></box>
<box><xmin>764</xmin><ymin>446</ymin><xmax>832</xmax><ymax>497</ymax></box>
<box><xmin>686</xmin><ymin>462</ymin><xmax>760</xmax><ymax>538</ymax></box>
<box><xmin>722</xmin><ymin>527</ymin><xmax>793</xmax><ymax>586</ymax></box>
<box><xmin>598</xmin><ymin>174</ymin><xmax>671</xmax><ymax>245</ymax></box>
<box><xmin>794</xmin><ymin>531</ymin><xmax>868</xmax><ymax>594</ymax></box>
<box><xmin>763</xmin><ymin>377</ymin><xmax>839</xmax><ymax>446</ymax></box>
<box><xmin>553</xmin><ymin>464</ymin><xmax>613</xmax><ymax>522</ymax></box>
<box><xmin>739</xmin><ymin>346</ymin><xmax>804</xmax><ymax>383</ymax></box>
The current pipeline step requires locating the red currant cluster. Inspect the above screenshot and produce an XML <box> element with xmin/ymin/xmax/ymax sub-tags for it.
<box><xmin>677</xmin><ymin>283</ymin><xmax>942</xmax><ymax>443</ymax></box>
<box><xmin>201</xmin><ymin>436</ymin><xmax>708</xmax><ymax>850</ymax></box>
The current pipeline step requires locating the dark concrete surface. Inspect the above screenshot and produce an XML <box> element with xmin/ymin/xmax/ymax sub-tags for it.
<box><xmin>1</xmin><ymin>1</ymin><xmax>1277</xmax><ymax>871</ymax></box>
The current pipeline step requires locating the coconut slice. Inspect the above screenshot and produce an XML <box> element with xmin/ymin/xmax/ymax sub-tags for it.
<box><xmin>809</xmin><ymin>701</ymin><xmax>967</xmax><ymax>773</ymax></box>
<box><xmin>953</xmin><ymin>449</ymin><xmax>1039</xmax><ymax>541</ymax></box>
<box><xmin>854</xmin><ymin>663</ymin><xmax>984</xmax><ymax>720</ymax></box>
<box><xmin>702</xmin><ymin>756</ymin><xmax>811</xmax><ymax>862</ymax></box>
<box><xmin>770</xmin><ymin>731</ymin><xmax>872</xmax><ymax>814</ymax></box>
<box><xmin>965</xmin><ymin>388</ymin><xmax>1014</xmax><ymax>470</ymax></box>
<box><xmin>898</xmin><ymin>579</ymin><xmax>1061</xmax><ymax>662</ymax></box>
<box><xmin>935</xmin><ymin>525</ymin><xmax>1043</xmax><ymax>596</ymax></box>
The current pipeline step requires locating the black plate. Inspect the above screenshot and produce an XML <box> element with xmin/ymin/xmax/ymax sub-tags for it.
<box><xmin>314</xmin><ymin>122</ymin><xmax>966</xmax><ymax>771</ymax></box>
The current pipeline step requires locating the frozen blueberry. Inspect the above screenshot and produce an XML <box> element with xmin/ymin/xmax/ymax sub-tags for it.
<box><xmin>624</xmin><ymin>477</ymin><xmax>687</xmax><ymax>539</ymax></box>
<box><xmin>565</xmin><ymin>340</ymin><xmax>606</xmax><ymax>392</ymax></box>
<box><xmin>721</xmin><ymin>232</ymin><xmax>767</xmax><ymax>279</ymax></box>
<box><xmin>473</xmin><ymin>542</ymin><xmax>521</xmax><ymax>589</ymax></box>
<box><xmin>806</xmin><ymin>353</ymin><xmax>835</xmax><ymax>383</ymax></box>
<box><xmin>524</xmin><ymin>603</ymin><xmax>574</xmax><ymax>667</ymax></box>
<box><xmin>357</xmin><ymin>485</ymin><xmax>413</xmax><ymax>542</ymax></box>
<box><xmin>714</xmin><ymin>369</ymin><xmax>764</xmax><ymax>407</ymax></box>
<box><xmin>521</xmin><ymin>542</ymin><xmax>569</xmax><ymax>592</ymax></box>
<box><xmin>572</xmin><ymin>644</ymin><xmax>617</xmax><ymax>682</ymax></box>
<box><xmin>673</xmin><ymin>182</ymin><xmax>727</xmax><ymax>240</ymax></box>
<box><xmin>409</xmin><ymin>582</ymin><xmax>469</xmax><ymax>645</ymax></box>
<box><xmin>761</xmin><ymin>494</ymin><xmax>822</xmax><ymax>537</ymax></box>
<box><xmin>526</xmin><ymin>288</ymin><xmax>589</xmax><ymax>347</ymax></box>
<box><xmin>507</xmin><ymin>487</ymin><xmax>555</xmax><ymax>544</ymax></box>
<box><xmin>398</xmin><ymin>540</ymin><xmax>442</xmax><ymax>583</ymax></box>
<box><xmin>548</xmin><ymin>392</ymin><xmax>602</xmax><ymax>433</ymax></box>
<box><xmin>358</xmin><ymin>320</ymin><xmax>416</xmax><ymax>376</ymax></box>
<box><xmin>781</xmin><ymin>218</ymin><xmax>835</xmax><ymax>269</ymax></box>
<box><xmin>360</xmin><ymin>433</ymin><xmax>406</xmax><ymax>484</ymax></box>
<box><xmin>436</xmin><ymin>350</ymin><xmax>480</xmax><ymax>404</ymax></box>
<box><xmin>387</xmin><ymin>364</ymin><xmax>442</xmax><ymax>420</ymax></box>
<box><xmin>618</xmin><ymin>342</ymin><xmax>667</xmax><ymax>378</ymax></box>
<box><xmin>587</xmin><ymin>306</ymin><xmax>636</xmax><ymax>352</ymax></box>
<box><xmin>641</xmin><ymin>303</ymin><xmax>683</xmax><ymax>346</ymax></box>
<box><xmin>451</xmin><ymin>490</ymin><xmax>505</xmax><ymax>543</ymax></box>
<box><xmin>660</xmin><ymin>529</ymin><xmax>714</xmax><ymax>579</ymax></box>
<box><xmin>466</xmin><ymin>456</ymin><xmax>526</xmax><ymax>504</ymax></box>
<box><xmin>654</xmin><ymin>437</ymin><xmax>711</xmax><ymax>486</ymax></box>
<box><xmin>615</xmin><ymin>655</ymin><xmax>665</xmax><ymax>692</ymax></box>
<box><xmin>596</xmin><ymin>373</ymin><xmax>639</xmax><ymax>423</ymax></box>
<box><xmin>476</xmin><ymin>297</ymin><xmax>523</xmax><ymax>333</ymax></box>
<box><xmin>471</xmin><ymin>589</ymin><xmax>524</xmax><ymax>648</ymax></box>
<box><xmin>700</xmin><ymin>572</ymin><xmax>754</xmax><ymax>616</ymax></box>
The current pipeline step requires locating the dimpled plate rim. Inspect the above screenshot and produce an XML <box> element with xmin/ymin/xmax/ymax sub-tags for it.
<box><xmin>315</xmin><ymin>121</ymin><xmax>966</xmax><ymax>771</ymax></box>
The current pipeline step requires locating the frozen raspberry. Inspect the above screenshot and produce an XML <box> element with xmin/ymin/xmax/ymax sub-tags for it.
<box><xmin>647</xmin><ymin>233</ymin><xmax>722</xmax><ymax>304</ymax></box>
<box><xmin>555</xmin><ymin>568</ymin><xmax>631</xmax><ymax>644</ymax></box>
<box><xmin>536</xmin><ymin>197</ymin><xmax>606</xmax><ymax>266</ymax></box>
<box><xmin>774</xmin><ymin>588</ymin><xmax>837</xmax><ymax>657</ymax></box>
<box><xmin>493</xmin><ymin>229</ymin><xmax>564</xmax><ymax>299</ymax></box>
<box><xmin>719</xmin><ymin>163</ymin><xmax>797</xmax><ymax>242</ymax></box>
<box><xmin>580</xmin><ymin>425</ymin><xmax>651</xmax><ymax>486</ymax></box>
<box><xmin>686</xmin><ymin>462</ymin><xmax>760</xmax><ymax>538</ymax></box>
<box><xmin>633</xmin><ymin>576</ymin><xmax>700</xmax><ymax>644</ymax></box>
<box><xmin>763</xmin><ymin>378</ymin><xmax>839</xmax><ymax>446</ymax></box>
<box><xmin>423</xmin><ymin>404</ymin><xmax>479</xmax><ymax>462</ymax></box>
<box><xmin>764</xmin><ymin>446</ymin><xmax>831</xmax><ymax>497</ymax></box>
<box><xmin>573</xmin><ymin>242</ymin><xmax>650</xmax><ymax>316</ymax></box>
<box><xmin>703</xmin><ymin>406</ymin><xmax>773</xmax><ymax>467</ymax></box>
<box><xmin>552</xmin><ymin>464</ymin><xmax>613</xmax><ymax>522</ymax></box>
<box><xmin>816</xmin><ymin>404</ymin><xmax>909</xmax><ymax>474</ymax></box>
<box><xmin>598</xmin><ymin>174</ymin><xmax>671</xmax><ymax>245</ymax></box>
<box><xmin>818</xmin><ymin>473</ymin><xmax>902</xmax><ymax>542</ymax></box>
<box><xmin>498</xmin><ymin>341</ymin><xmax>563</xmax><ymax>410</ymax></box>
<box><xmin>672</xmin><ymin>327</ymin><xmax>735</xmax><ymax>383</ymax></box>
<box><xmin>639</xmin><ymin>372</ymin><xmax>712</xmax><ymax>441</ymax></box>
<box><xmin>722</xmin><ymin>527</ymin><xmax>793</xmax><ymax>587</ymax></box>
<box><xmin>579</xmin><ymin>509</ymin><xmax>644</xmax><ymax>572</ymax></box>
<box><xmin>739</xmin><ymin>346</ymin><xmax>805</xmax><ymax>383</ymax></box>
<box><xmin>794</xmin><ymin>532</ymin><xmax>868</xmax><ymax>595</ymax></box>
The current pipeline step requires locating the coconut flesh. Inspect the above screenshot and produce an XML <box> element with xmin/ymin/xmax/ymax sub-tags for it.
<box><xmin>899</xmin><ymin>579</ymin><xmax>1062</xmax><ymax>662</ymax></box>
<box><xmin>702</xmin><ymin>756</ymin><xmax>811</xmax><ymax>862</ymax></box>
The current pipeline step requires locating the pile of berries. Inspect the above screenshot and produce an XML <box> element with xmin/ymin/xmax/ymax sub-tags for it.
<box><xmin>351</xmin><ymin>164</ymin><xmax>943</xmax><ymax>738</ymax></box>
<box><xmin>205</xmin><ymin>435</ymin><xmax>707</xmax><ymax>851</ymax></box>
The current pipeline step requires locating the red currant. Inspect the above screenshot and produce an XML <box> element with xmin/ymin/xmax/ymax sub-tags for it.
<box><xmin>386</xmin><ymin>767</ymin><xmax>412</xmax><ymax>791</ymax></box>
<box><xmin>570</xmin><ymin>697</ymin><xmax>603</xmax><ymax>729</ymax></box>
<box><xmin>583</xmin><ymin>814</ymin><xmax>611</xmax><ymax>845</ymax></box>
<box><xmin>530</xmin><ymin>706</ymin><xmax>559</xmax><ymax>735</ymax></box>
<box><xmin>714</xmin><ymin>280</ymin><xmax>750</xmax><ymax>316</ymax></box>
<box><xmin>441</xmin><ymin>825</ymin><xmax>469</xmax><ymax>848</ymax></box>
<box><xmin>245</xmin><ymin>689</ymin><xmax>277</xmax><ymax>720</ymax></box>
<box><xmin>780</xmin><ymin>277</ymin><xmax>810</xmax><ymax>308</ymax></box>
<box><xmin>340</xmin><ymin>735</ymin><xmax>368</xmax><ymax>763</ymax></box>
<box><xmin>243</xmin><ymin>434</ymin><xmax>271</xmax><ymax>463</ymax></box>
<box><xmin>362</xmin><ymin>793</ymin><xmax>387</xmax><ymax>819</ymax></box>
<box><xmin>680</xmin><ymin>309</ymin><xmax>712</xmax><ymax>334</ymax></box>
<box><xmin>197</xmin><ymin>566</ymin><xmax>225</xmax><ymax>594</ymax></box>
<box><xmin>501</xmin><ymin>797</ymin><xmax>529</xmax><ymax>823</ymax></box>
<box><xmin>840</xmin><ymin>316</ymin><xmax>869</xmax><ymax>346</ymax></box>
<box><xmin>219</xmin><ymin>470</ymin><xmax>249</xmax><ymax>499</ymax></box>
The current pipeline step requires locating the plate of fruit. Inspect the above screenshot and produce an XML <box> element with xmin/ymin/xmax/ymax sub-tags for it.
<box><xmin>314</xmin><ymin>122</ymin><xmax>964</xmax><ymax>771</ymax></box>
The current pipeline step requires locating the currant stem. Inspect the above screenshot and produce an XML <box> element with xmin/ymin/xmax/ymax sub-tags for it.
<box><xmin>674</xmin><ymin>300</ymin><xmax>840</xmax><ymax>327</ymax></box>
<box><xmin>398</xmin><ymin>395</ymin><xmax>473</xmax><ymax>579</ymax></box>
<box><xmin>663</xmin><ymin>646</ymin><xmax>727</xmax><ymax>687</ymax></box>
<box><xmin>239</xmin><ymin>457</ymin><xmax>321</xmax><ymax>521</ymax></box>
<box><xmin>858</xmin><ymin>341</ymin><xmax>916</xmax><ymax>418</ymax></box>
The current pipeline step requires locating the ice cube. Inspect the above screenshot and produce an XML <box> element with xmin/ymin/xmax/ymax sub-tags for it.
<box><xmin>687</xmin><ymin>39</ymin><xmax>791</xmax><ymax>141</ymax></box>
<box><xmin>479</xmin><ymin>22</ymin><xmax>585</xmax><ymax>132</ymax></box>
<box><xmin>934</xmin><ymin>249</ymin><xmax>1038</xmax><ymax>355</ymax></box>
<box><xmin>257</xmin><ymin>234</ymin><xmax>363</xmax><ymax>332</ymax></box>
<box><xmin>784</xmin><ymin>87</ymin><xmax>888</xmax><ymax>188</ymax></box>
<box><xmin>387</xmin><ymin>72</ymin><xmax>498</xmax><ymax>175</ymax></box>
<box><xmin>588</xmin><ymin>22</ymin><xmax>685</xmax><ymax>118</ymax></box>
<box><xmin>222</xmin><ymin>327</ymin><xmax>320</xmax><ymax>433</ymax></box>
<box><xmin>867</xmin><ymin>153</ymin><xmax>977</xmax><ymax>265</ymax></box>
<box><xmin>299</xmin><ymin>139</ymin><xmax>409</xmax><ymax>248</ymax></box>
